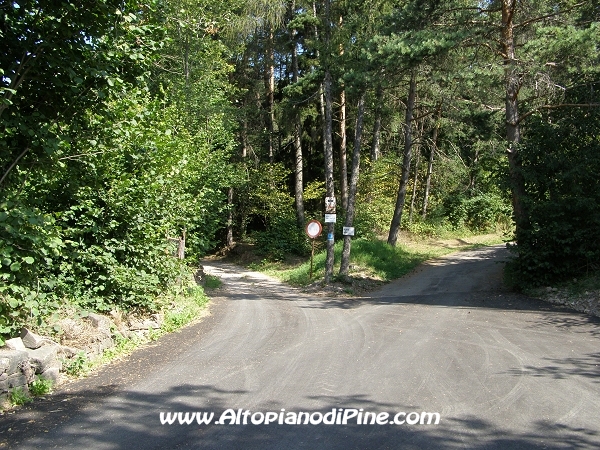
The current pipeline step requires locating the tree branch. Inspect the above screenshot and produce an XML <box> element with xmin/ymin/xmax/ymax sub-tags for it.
<box><xmin>515</xmin><ymin>2</ymin><xmax>585</xmax><ymax>29</ymax></box>
<box><xmin>0</xmin><ymin>147</ymin><xmax>30</xmax><ymax>187</ymax></box>
<box><xmin>518</xmin><ymin>103</ymin><xmax>600</xmax><ymax>124</ymax></box>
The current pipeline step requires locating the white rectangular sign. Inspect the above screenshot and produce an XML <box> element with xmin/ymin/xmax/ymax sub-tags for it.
<box><xmin>343</xmin><ymin>227</ymin><xmax>355</xmax><ymax>236</ymax></box>
<box><xmin>324</xmin><ymin>214</ymin><xmax>337</xmax><ymax>223</ymax></box>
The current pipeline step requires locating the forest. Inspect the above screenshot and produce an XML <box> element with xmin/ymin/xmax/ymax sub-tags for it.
<box><xmin>1</xmin><ymin>0</ymin><xmax>599</xmax><ymax>341</ymax></box>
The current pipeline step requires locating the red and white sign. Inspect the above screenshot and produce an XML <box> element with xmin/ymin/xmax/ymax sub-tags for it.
<box><xmin>306</xmin><ymin>220</ymin><xmax>323</xmax><ymax>239</ymax></box>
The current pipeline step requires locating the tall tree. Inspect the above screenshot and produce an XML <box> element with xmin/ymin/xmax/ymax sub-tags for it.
<box><xmin>388</xmin><ymin>69</ymin><xmax>417</xmax><ymax>246</ymax></box>
<box><xmin>290</xmin><ymin>0</ymin><xmax>306</xmax><ymax>228</ymax></box>
<box><xmin>339</xmin><ymin>92</ymin><xmax>365</xmax><ymax>277</ymax></box>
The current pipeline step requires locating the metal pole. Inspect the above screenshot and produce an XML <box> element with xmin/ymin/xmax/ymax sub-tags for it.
<box><xmin>310</xmin><ymin>238</ymin><xmax>315</xmax><ymax>279</ymax></box>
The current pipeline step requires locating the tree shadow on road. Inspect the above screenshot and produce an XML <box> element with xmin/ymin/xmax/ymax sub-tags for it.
<box><xmin>502</xmin><ymin>351</ymin><xmax>600</xmax><ymax>383</ymax></box>
<box><xmin>2</xmin><ymin>383</ymin><xmax>599</xmax><ymax>450</ymax></box>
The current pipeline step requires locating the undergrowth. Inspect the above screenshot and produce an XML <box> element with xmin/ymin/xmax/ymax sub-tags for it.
<box><xmin>249</xmin><ymin>233</ymin><xmax>505</xmax><ymax>287</ymax></box>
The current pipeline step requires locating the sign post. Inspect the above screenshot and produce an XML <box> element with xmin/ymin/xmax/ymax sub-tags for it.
<box><xmin>305</xmin><ymin>220</ymin><xmax>323</xmax><ymax>279</ymax></box>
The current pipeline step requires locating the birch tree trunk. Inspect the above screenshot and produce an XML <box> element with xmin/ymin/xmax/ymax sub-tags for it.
<box><xmin>338</xmin><ymin>16</ymin><xmax>348</xmax><ymax>212</ymax></box>
<box><xmin>266</xmin><ymin>27</ymin><xmax>276</xmax><ymax>163</ymax></box>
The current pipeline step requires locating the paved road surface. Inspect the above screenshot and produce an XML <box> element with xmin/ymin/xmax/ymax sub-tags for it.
<box><xmin>2</xmin><ymin>245</ymin><xmax>600</xmax><ymax>449</ymax></box>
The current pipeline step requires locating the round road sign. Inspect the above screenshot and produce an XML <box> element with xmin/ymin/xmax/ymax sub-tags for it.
<box><xmin>306</xmin><ymin>220</ymin><xmax>323</xmax><ymax>239</ymax></box>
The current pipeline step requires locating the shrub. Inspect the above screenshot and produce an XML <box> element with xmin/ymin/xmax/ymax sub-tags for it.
<box><xmin>29</xmin><ymin>376</ymin><xmax>54</xmax><ymax>396</ymax></box>
<box><xmin>507</xmin><ymin>95</ymin><xmax>600</xmax><ymax>287</ymax></box>
<box><xmin>0</xmin><ymin>201</ymin><xmax>63</xmax><ymax>343</ymax></box>
<box><xmin>254</xmin><ymin>216</ymin><xmax>310</xmax><ymax>261</ymax></box>
<box><xmin>9</xmin><ymin>387</ymin><xmax>32</xmax><ymax>406</ymax></box>
<box><xmin>443</xmin><ymin>191</ymin><xmax>511</xmax><ymax>232</ymax></box>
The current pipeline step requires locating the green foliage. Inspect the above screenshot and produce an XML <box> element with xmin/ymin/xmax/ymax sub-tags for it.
<box><xmin>443</xmin><ymin>192</ymin><xmax>512</xmax><ymax>232</ymax></box>
<box><xmin>162</xmin><ymin>286</ymin><xmax>209</xmax><ymax>332</ymax></box>
<box><xmin>0</xmin><ymin>0</ymin><xmax>238</xmax><ymax>341</ymax></box>
<box><xmin>349</xmin><ymin>238</ymin><xmax>432</xmax><ymax>281</ymax></box>
<box><xmin>355</xmin><ymin>156</ymin><xmax>399</xmax><ymax>236</ymax></box>
<box><xmin>236</xmin><ymin>162</ymin><xmax>311</xmax><ymax>260</ymax></box>
<box><xmin>0</xmin><ymin>201</ymin><xmax>63</xmax><ymax>338</ymax></box>
<box><xmin>257</xmin><ymin>237</ymin><xmax>446</xmax><ymax>286</ymax></box>
<box><xmin>62</xmin><ymin>352</ymin><xmax>91</xmax><ymax>377</ymax></box>
<box><xmin>254</xmin><ymin>216</ymin><xmax>311</xmax><ymax>261</ymax></box>
<box><xmin>204</xmin><ymin>275</ymin><xmax>222</xmax><ymax>289</ymax></box>
<box><xmin>29</xmin><ymin>376</ymin><xmax>54</xmax><ymax>396</ymax></box>
<box><xmin>9</xmin><ymin>387</ymin><xmax>32</xmax><ymax>406</ymax></box>
<box><xmin>508</xmin><ymin>98</ymin><xmax>600</xmax><ymax>287</ymax></box>
<box><xmin>405</xmin><ymin>218</ymin><xmax>455</xmax><ymax>238</ymax></box>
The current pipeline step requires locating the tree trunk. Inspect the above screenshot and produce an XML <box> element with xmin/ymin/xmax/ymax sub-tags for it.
<box><xmin>266</xmin><ymin>27</ymin><xmax>276</xmax><ymax>163</ymax></box>
<box><xmin>339</xmin><ymin>88</ymin><xmax>348</xmax><ymax>213</ymax></box>
<box><xmin>422</xmin><ymin>109</ymin><xmax>440</xmax><ymax>219</ymax></box>
<box><xmin>338</xmin><ymin>16</ymin><xmax>348</xmax><ymax>212</ymax></box>
<box><xmin>340</xmin><ymin>93</ymin><xmax>366</xmax><ymax>277</ymax></box>
<box><xmin>371</xmin><ymin>85</ymin><xmax>383</xmax><ymax>162</ymax></box>
<box><xmin>323</xmin><ymin>70</ymin><xmax>336</xmax><ymax>284</ymax></box>
<box><xmin>387</xmin><ymin>70</ymin><xmax>417</xmax><ymax>246</ymax></box>
<box><xmin>408</xmin><ymin>118</ymin><xmax>424</xmax><ymax>225</ymax></box>
<box><xmin>291</xmin><ymin>1</ymin><xmax>305</xmax><ymax>228</ymax></box>
<box><xmin>502</xmin><ymin>0</ymin><xmax>527</xmax><ymax>243</ymax></box>
<box><xmin>226</xmin><ymin>187</ymin><xmax>234</xmax><ymax>247</ymax></box>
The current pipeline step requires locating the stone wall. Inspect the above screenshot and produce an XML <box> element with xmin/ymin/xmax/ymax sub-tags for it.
<box><xmin>0</xmin><ymin>329</ymin><xmax>62</xmax><ymax>402</ymax></box>
<box><xmin>1</xmin><ymin>312</ymin><xmax>164</xmax><ymax>405</ymax></box>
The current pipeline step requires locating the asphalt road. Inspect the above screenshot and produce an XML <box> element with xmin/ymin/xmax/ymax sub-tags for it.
<box><xmin>2</xmin><ymin>245</ymin><xmax>600</xmax><ymax>449</ymax></box>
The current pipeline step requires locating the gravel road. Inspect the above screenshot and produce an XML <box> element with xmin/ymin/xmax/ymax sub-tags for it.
<box><xmin>3</xmin><ymin>245</ymin><xmax>600</xmax><ymax>449</ymax></box>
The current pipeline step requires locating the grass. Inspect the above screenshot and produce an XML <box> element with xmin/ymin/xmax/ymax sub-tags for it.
<box><xmin>9</xmin><ymin>387</ymin><xmax>32</xmax><ymax>406</ymax></box>
<box><xmin>161</xmin><ymin>285</ymin><xmax>210</xmax><ymax>333</ymax></box>
<box><xmin>251</xmin><ymin>232</ymin><xmax>506</xmax><ymax>287</ymax></box>
<box><xmin>204</xmin><ymin>274</ymin><xmax>222</xmax><ymax>289</ymax></box>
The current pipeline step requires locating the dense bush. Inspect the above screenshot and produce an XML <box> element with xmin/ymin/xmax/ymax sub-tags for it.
<box><xmin>1</xmin><ymin>87</ymin><xmax>236</xmax><ymax>343</ymax></box>
<box><xmin>254</xmin><ymin>215</ymin><xmax>311</xmax><ymax>260</ymax></box>
<box><xmin>0</xmin><ymin>201</ymin><xmax>63</xmax><ymax>340</ymax></box>
<box><xmin>444</xmin><ymin>191</ymin><xmax>511</xmax><ymax>232</ymax></box>
<box><xmin>507</xmin><ymin>103</ymin><xmax>600</xmax><ymax>286</ymax></box>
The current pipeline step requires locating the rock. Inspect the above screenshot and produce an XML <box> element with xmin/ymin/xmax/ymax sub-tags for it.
<box><xmin>151</xmin><ymin>313</ymin><xmax>164</xmax><ymax>327</ymax></box>
<box><xmin>96</xmin><ymin>336</ymin><xmax>115</xmax><ymax>353</ymax></box>
<box><xmin>129</xmin><ymin>319</ymin><xmax>159</xmax><ymax>331</ymax></box>
<box><xmin>18</xmin><ymin>360</ymin><xmax>35</xmax><ymax>384</ymax></box>
<box><xmin>26</xmin><ymin>345</ymin><xmax>60</xmax><ymax>374</ymax></box>
<box><xmin>85</xmin><ymin>313</ymin><xmax>114</xmax><ymax>339</ymax></box>
<box><xmin>5</xmin><ymin>337</ymin><xmax>26</xmax><ymax>351</ymax></box>
<box><xmin>194</xmin><ymin>265</ymin><xmax>206</xmax><ymax>286</ymax></box>
<box><xmin>0</xmin><ymin>357</ymin><xmax>9</xmax><ymax>373</ymax></box>
<box><xmin>20</xmin><ymin>328</ymin><xmax>47</xmax><ymax>349</ymax></box>
<box><xmin>0</xmin><ymin>349</ymin><xmax>29</xmax><ymax>375</ymax></box>
<box><xmin>87</xmin><ymin>313</ymin><xmax>110</xmax><ymax>329</ymax></box>
<box><xmin>57</xmin><ymin>345</ymin><xmax>80</xmax><ymax>359</ymax></box>
<box><xmin>6</xmin><ymin>372</ymin><xmax>28</xmax><ymax>389</ymax></box>
<box><xmin>40</xmin><ymin>367</ymin><xmax>61</xmax><ymax>384</ymax></box>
